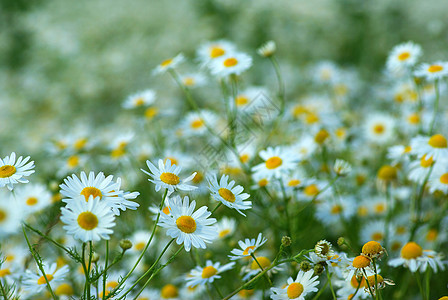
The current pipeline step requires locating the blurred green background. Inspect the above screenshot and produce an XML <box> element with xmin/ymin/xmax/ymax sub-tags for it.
<box><xmin>1</xmin><ymin>0</ymin><xmax>447</xmax><ymax>151</ymax></box>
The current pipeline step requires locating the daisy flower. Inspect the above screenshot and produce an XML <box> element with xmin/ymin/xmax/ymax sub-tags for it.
<box><xmin>180</xmin><ymin>110</ymin><xmax>218</xmax><ymax>137</ymax></box>
<box><xmin>270</xmin><ymin>270</ymin><xmax>319</xmax><ymax>300</ymax></box>
<box><xmin>209</xmin><ymin>52</ymin><xmax>252</xmax><ymax>77</ymax></box>
<box><xmin>180</xmin><ymin>73</ymin><xmax>207</xmax><ymax>88</ymax></box>
<box><xmin>386</xmin><ymin>41</ymin><xmax>422</xmax><ymax>73</ymax></box>
<box><xmin>333</xmin><ymin>159</ymin><xmax>352</xmax><ymax>176</ymax></box>
<box><xmin>232</xmin><ymin>87</ymin><xmax>270</xmax><ymax>113</ymax></box>
<box><xmin>196</xmin><ymin>40</ymin><xmax>236</xmax><ymax>67</ymax></box>
<box><xmin>311</xmin><ymin>61</ymin><xmax>340</xmax><ymax>84</ymax></box>
<box><xmin>0</xmin><ymin>152</ymin><xmax>35</xmax><ymax>191</ymax></box>
<box><xmin>141</xmin><ymin>159</ymin><xmax>197</xmax><ymax>193</ymax></box>
<box><xmin>15</xmin><ymin>183</ymin><xmax>52</xmax><ymax>214</ymax></box>
<box><xmin>216</xmin><ymin>217</ymin><xmax>236</xmax><ymax>239</ymax></box>
<box><xmin>229</xmin><ymin>233</ymin><xmax>267</xmax><ymax>260</ymax></box>
<box><xmin>314</xmin><ymin>240</ymin><xmax>335</xmax><ymax>259</ymax></box>
<box><xmin>60</xmin><ymin>195</ymin><xmax>116</xmax><ymax>242</ymax></box>
<box><xmin>252</xmin><ymin>147</ymin><xmax>299</xmax><ymax>179</ymax></box>
<box><xmin>0</xmin><ymin>195</ymin><xmax>21</xmax><ymax>236</ymax></box>
<box><xmin>157</xmin><ymin>195</ymin><xmax>217</xmax><ymax>252</ymax></box>
<box><xmin>419</xmin><ymin>250</ymin><xmax>446</xmax><ymax>273</ymax></box>
<box><xmin>242</xmin><ymin>256</ymin><xmax>282</xmax><ymax>280</ymax></box>
<box><xmin>414</xmin><ymin>61</ymin><xmax>448</xmax><ymax>81</ymax></box>
<box><xmin>22</xmin><ymin>262</ymin><xmax>69</xmax><ymax>293</ymax></box>
<box><xmin>152</xmin><ymin>53</ymin><xmax>184</xmax><ymax>75</ymax></box>
<box><xmin>208</xmin><ymin>174</ymin><xmax>251</xmax><ymax>216</ymax></box>
<box><xmin>257</xmin><ymin>40</ymin><xmax>276</xmax><ymax>57</ymax></box>
<box><xmin>122</xmin><ymin>89</ymin><xmax>156</xmax><ymax>109</ymax></box>
<box><xmin>364</xmin><ymin>114</ymin><xmax>395</xmax><ymax>144</ymax></box>
<box><xmin>388</xmin><ymin>242</ymin><xmax>425</xmax><ymax>272</ymax></box>
<box><xmin>185</xmin><ymin>260</ymin><xmax>235</xmax><ymax>287</ymax></box>
<box><xmin>411</xmin><ymin>134</ymin><xmax>448</xmax><ymax>161</ymax></box>
<box><xmin>427</xmin><ymin>163</ymin><xmax>448</xmax><ymax>193</ymax></box>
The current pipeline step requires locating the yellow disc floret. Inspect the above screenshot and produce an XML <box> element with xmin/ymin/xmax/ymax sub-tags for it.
<box><xmin>160</xmin><ymin>172</ymin><xmax>180</xmax><ymax>185</ymax></box>
<box><xmin>377</xmin><ymin>165</ymin><xmax>397</xmax><ymax>181</ymax></box>
<box><xmin>80</xmin><ymin>187</ymin><xmax>102</xmax><ymax>201</ymax></box>
<box><xmin>201</xmin><ymin>266</ymin><xmax>218</xmax><ymax>278</ymax></box>
<box><xmin>37</xmin><ymin>274</ymin><xmax>54</xmax><ymax>285</ymax></box>
<box><xmin>250</xmin><ymin>256</ymin><xmax>271</xmax><ymax>270</ymax></box>
<box><xmin>265</xmin><ymin>156</ymin><xmax>283</xmax><ymax>169</ymax></box>
<box><xmin>287</xmin><ymin>282</ymin><xmax>304</xmax><ymax>299</ymax></box>
<box><xmin>176</xmin><ymin>216</ymin><xmax>197</xmax><ymax>233</ymax></box>
<box><xmin>362</xmin><ymin>241</ymin><xmax>383</xmax><ymax>256</ymax></box>
<box><xmin>400</xmin><ymin>242</ymin><xmax>423</xmax><ymax>259</ymax></box>
<box><xmin>428</xmin><ymin>65</ymin><xmax>443</xmax><ymax>73</ymax></box>
<box><xmin>352</xmin><ymin>255</ymin><xmax>371</xmax><ymax>269</ymax></box>
<box><xmin>428</xmin><ymin>134</ymin><xmax>447</xmax><ymax>148</ymax></box>
<box><xmin>161</xmin><ymin>284</ymin><xmax>178</xmax><ymax>298</ymax></box>
<box><xmin>0</xmin><ymin>165</ymin><xmax>16</xmax><ymax>178</ymax></box>
<box><xmin>218</xmin><ymin>188</ymin><xmax>236</xmax><ymax>203</ymax></box>
<box><xmin>223</xmin><ymin>58</ymin><xmax>238</xmax><ymax>67</ymax></box>
<box><xmin>77</xmin><ymin>212</ymin><xmax>99</xmax><ymax>231</ymax></box>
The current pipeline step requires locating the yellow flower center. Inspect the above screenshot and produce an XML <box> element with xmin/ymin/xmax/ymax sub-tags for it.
<box><xmin>0</xmin><ymin>209</ymin><xmax>7</xmax><ymax>222</ymax></box>
<box><xmin>0</xmin><ymin>165</ymin><xmax>16</xmax><ymax>178</ymax></box>
<box><xmin>404</xmin><ymin>145</ymin><xmax>412</xmax><ymax>153</ymax></box>
<box><xmin>77</xmin><ymin>212</ymin><xmax>99</xmax><ymax>230</ymax></box>
<box><xmin>106</xmin><ymin>281</ymin><xmax>119</xmax><ymax>290</ymax></box>
<box><xmin>67</xmin><ymin>155</ymin><xmax>79</xmax><ymax>168</ymax></box>
<box><xmin>287</xmin><ymin>179</ymin><xmax>301</xmax><ymax>187</ymax></box>
<box><xmin>407</xmin><ymin>114</ymin><xmax>420</xmax><ymax>124</ymax></box>
<box><xmin>377</xmin><ymin>165</ymin><xmax>397</xmax><ymax>181</ymax></box>
<box><xmin>305</xmin><ymin>112</ymin><xmax>320</xmax><ymax>124</ymax></box>
<box><xmin>160</xmin><ymin>172</ymin><xmax>180</xmax><ymax>185</ymax></box>
<box><xmin>243</xmin><ymin>246</ymin><xmax>256</xmax><ymax>255</ymax></box>
<box><xmin>265</xmin><ymin>156</ymin><xmax>283</xmax><ymax>169</ymax></box>
<box><xmin>145</xmin><ymin>107</ymin><xmax>158</xmax><ymax>119</ymax></box>
<box><xmin>161</xmin><ymin>284</ymin><xmax>178</xmax><ymax>298</ymax></box>
<box><xmin>352</xmin><ymin>255</ymin><xmax>371</xmax><ymax>269</ymax></box>
<box><xmin>304</xmin><ymin>184</ymin><xmax>319</xmax><ymax>197</ymax></box>
<box><xmin>258</xmin><ymin>179</ymin><xmax>268</xmax><ymax>187</ymax></box>
<box><xmin>74</xmin><ymin>138</ymin><xmax>88</xmax><ymax>150</ymax></box>
<box><xmin>331</xmin><ymin>205</ymin><xmax>343</xmax><ymax>215</ymax></box>
<box><xmin>428</xmin><ymin>134</ymin><xmax>447</xmax><ymax>148</ymax></box>
<box><xmin>236</xmin><ymin>96</ymin><xmax>249</xmax><ymax>106</ymax></box>
<box><xmin>286</xmin><ymin>282</ymin><xmax>304</xmax><ymax>299</ymax></box>
<box><xmin>373</xmin><ymin>124</ymin><xmax>385</xmax><ymax>134</ymax></box>
<box><xmin>420</xmin><ymin>155</ymin><xmax>434</xmax><ymax>168</ymax></box>
<box><xmin>210</xmin><ymin>47</ymin><xmax>225</xmax><ymax>58</ymax></box>
<box><xmin>134</xmin><ymin>97</ymin><xmax>145</xmax><ymax>106</ymax></box>
<box><xmin>176</xmin><ymin>216</ymin><xmax>197</xmax><ymax>233</ymax></box>
<box><xmin>315</xmin><ymin>129</ymin><xmax>330</xmax><ymax>144</ymax></box>
<box><xmin>240</xmin><ymin>154</ymin><xmax>250</xmax><ymax>163</ymax></box>
<box><xmin>37</xmin><ymin>274</ymin><xmax>54</xmax><ymax>285</ymax></box>
<box><xmin>426</xmin><ymin>229</ymin><xmax>438</xmax><ymax>241</ymax></box>
<box><xmin>362</xmin><ymin>241</ymin><xmax>383</xmax><ymax>256</ymax></box>
<box><xmin>371</xmin><ymin>232</ymin><xmax>383</xmax><ymax>241</ymax></box>
<box><xmin>134</xmin><ymin>241</ymin><xmax>146</xmax><ymax>251</ymax></box>
<box><xmin>350</xmin><ymin>276</ymin><xmax>367</xmax><ymax>288</ymax></box>
<box><xmin>192</xmin><ymin>171</ymin><xmax>203</xmax><ymax>184</ymax></box>
<box><xmin>161</xmin><ymin>59</ymin><xmax>173</xmax><ymax>67</ymax></box>
<box><xmin>111</xmin><ymin>147</ymin><xmax>126</xmax><ymax>158</ymax></box>
<box><xmin>223</xmin><ymin>58</ymin><xmax>238</xmax><ymax>67</ymax></box>
<box><xmin>80</xmin><ymin>187</ymin><xmax>102</xmax><ymax>201</ymax></box>
<box><xmin>0</xmin><ymin>268</ymin><xmax>11</xmax><ymax>277</ymax></box>
<box><xmin>238</xmin><ymin>289</ymin><xmax>255</xmax><ymax>297</ymax></box>
<box><xmin>374</xmin><ymin>203</ymin><xmax>386</xmax><ymax>214</ymax></box>
<box><xmin>367</xmin><ymin>275</ymin><xmax>384</xmax><ymax>287</ymax></box>
<box><xmin>219</xmin><ymin>229</ymin><xmax>231</xmax><ymax>238</ymax></box>
<box><xmin>55</xmin><ymin>283</ymin><xmax>74</xmax><ymax>296</ymax></box>
<box><xmin>26</xmin><ymin>197</ymin><xmax>38</xmax><ymax>206</ymax></box>
<box><xmin>357</xmin><ymin>206</ymin><xmax>368</xmax><ymax>217</ymax></box>
<box><xmin>439</xmin><ymin>173</ymin><xmax>448</xmax><ymax>184</ymax></box>
<box><xmin>398</xmin><ymin>52</ymin><xmax>410</xmax><ymax>61</ymax></box>
<box><xmin>190</xmin><ymin>119</ymin><xmax>204</xmax><ymax>129</ymax></box>
<box><xmin>250</xmin><ymin>256</ymin><xmax>271</xmax><ymax>270</ymax></box>
<box><xmin>201</xmin><ymin>266</ymin><xmax>218</xmax><ymax>278</ymax></box>
<box><xmin>401</xmin><ymin>242</ymin><xmax>423</xmax><ymax>259</ymax></box>
<box><xmin>164</xmin><ymin>157</ymin><xmax>179</xmax><ymax>166</ymax></box>
<box><xmin>218</xmin><ymin>188</ymin><xmax>236</xmax><ymax>203</ymax></box>
<box><xmin>428</xmin><ymin>65</ymin><xmax>443</xmax><ymax>73</ymax></box>
<box><xmin>183</xmin><ymin>77</ymin><xmax>195</xmax><ymax>86</ymax></box>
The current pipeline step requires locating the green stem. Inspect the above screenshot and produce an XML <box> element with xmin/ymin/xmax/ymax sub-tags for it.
<box><xmin>0</xmin><ymin>279</ymin><xmax>9</xmax><ymax>299</ymax></box>
<box><xmin>269</xmin><ymin>56</ymin><xmax>286</xmax><ymax>116</ymax></box>
<box><xmin>410</xmin><ymin>165</ymin><xmax>433</xmax><ymax>241</ymax></box>
<box><xmin>311</xmin><ymin>278</ymin><xmax>329</xmax><ymax>300</ymax></box>
<box><xmin>415</xmin><ymin>272</ymin><xmax>426</xmax><ymax>300</ymax></box>
<box><xmin>22</xmin><ymin>225</ymin><xmax>57</xmax><ymax>300</ymax></box>
<box><xmin>211</xmin><ymin>202</ymin><xmax>223</xmax><ymax>214</ymax></box>
<box><xmin>372</xmin><ymin>259</ymin><xmax>380</xmax><ymax>300</ymax></box>
<box><xmin>326</xmin><ymin>267</ymin><xmax>337</xmax><ymax>300</ymax></box>
<box><xmin>425</xmin><ymin>268</ymin><xmax>430</xmax><ymax>300</ymax></box>
<box><xmin>362</xmin><ymin>269</ymin><xmax>376</xmax><ymax>300</ymax></box>
<box><xmin>250</xmin><ymin>253</ymin><xmax>272</xmax><ymax>286</ymax></box>
<box><xmin>102</xmin><ymin>240</ymin><xmax>109</xmax><ymax>300</ymax></box>
<box><xmin>212</xmin><ymin>282</ymin><xmax>224</xmax><ymax>298</ymax></box>
<box><xmin>429</xmin><ymin>79</ymin><xmax>440</xmax><ymax>135</ymax></box>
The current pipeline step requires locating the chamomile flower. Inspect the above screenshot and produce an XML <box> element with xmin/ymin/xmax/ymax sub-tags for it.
<box><xmin>229</xmin><ymin>233</ymin><xmax>267</xmax><ymax>260</ymax></box>
<box><xmin>15</xmin><ymin>183</ymin><xmax>52</xmax><ymax>214</ymax></box>
<box><xmin>0</xmin><ymin>195</ymin><xmax>21</xmax><ymax>236</ymax></box>
<box><xmin>311</xmin><ymin>61</ymin><xmax>340</xmax><ymax>84</ymax></box>
<box><xmin>232</xmin><ymin>87</ymin><xmax>270</xmax><ymax>112</ymax></box>
<box><xmin>153</xmin><ymin>53</ymin><xmax>185</xmax><ymax>75</ymax></box>
<box><xmin>0</xmin><ymin>152</ymin><xmax>35</xmax><ymax>191</ymax></box>
<box><xmin>242</xmin><ymin>256</ymin><xmax>282</xmax><ymax>280</ymax></box>
<box><xmin>419</xmin><ymin>250</ymin><xmax>446</xmax><ymax>273</ymax></box>
<box><xmin>157</xmin><ymin>195</ymin><xmax>217</xmax><ymax>252</ymax></box>
<box><xmin>315</xmin><ymin>198</ymin><xmax>356</xmax><ymax>226</ymax></box>
<box><xmin>314</xmin><ymin>240</ymin><xmax>335</xmax><ymax>258</ymax></box>
<box><xmin>364</xmin><ymin>114</ymin><xmax>395</xmax><ymax>144</ymax></box>
<box><xmin>141</xmin><ymin>159</ymin><xmax>197</xmax><ymax>193</ymax></box>
<box><xmin>411</xmin><ymin>134</ymin><xmax>448</xmax><ymax>161</ymax></box>
<box><xmin>129</xmin><ymin>230</ymin><xmax>151</xmax><ymax>253</ymax></box>
<box><xmin>270</xmin><ymin>270</ymin><xmax>319</xmax><ymax>300</ymax></box>
<box><xmin>414</xmin><ymin>61</ymin><xmax>448</xmax><ymax>81</ymax></box>
<box><xmin>180</xmin><ymin>110</ymin><xmax>218</xmax><ymax>137</ymax></box>
<box><xmin>386</xmin><ymin>144</ymin><xmax>412</xmax><ymax>165</ymax></box>
<box><xmin>185</xmin><ymin>260</ymin><xmax>235</xmax><ymax>287</ymax></box>
<box><xmin>22</xmin><ymin>262</ymin><xmax>69</xmax><ymax>293</ymax></box>
<box><xmin>333</xmin><ymin>159</ymin><xmax>352</xmax><ymax>176</ymax></box>
<box><xmin>428</xmin><ymin>165</ymin><xmax>448</xmax><ymax>194</ymax></box>
<box><xmin>216</xmin><ymin>217</ymin><xmax>236</xmax><ymax>239</ymax></box>
<box><xmin>210</xmin><ymin>52</ymin><xmax>252</xmax><ymax>77</ymax></box>
<box><xmin>180</xmin><ymin>73</ymin><xmax>207</xmax><ymax>88</ymax></box>
<box><xmin>197</xmin><ymin>40</ymin><xmax>236</xmax><ymax>67</ymax></box>
<box><xmin>60</xmin><ymin>195</ymin><xmax>116</xmax><ymax>242</ymax></box>
<box><xmin>388</xmin><ymin>242</ymin><xmax>426</xmax><ymax>272</ymax></box>
<box><xmin>252</xmin><ymin>147</ymin><xmax>299</xmax><ymax>179</ymax></box>
<box><xmin>122</xmin><ymin>89</ymin><xmax>156</xmax><ymax>109</ymax></box>
<box><xmin>208</xmin><ymin>174</ymin><xmax>251</xmax><ymax>216</ymax></box>
<box><xmin>257</xmin><ymin>40</ymin><xmax>276</xmax><ymax>57</ymax></box>
<box><xmin>386</xmin><ymin>41</ymin><xmax>422</xmax><ymax>73</ymax></box>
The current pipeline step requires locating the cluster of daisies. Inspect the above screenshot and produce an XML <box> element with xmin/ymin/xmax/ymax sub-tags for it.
<box><xmin>1</xmin><ymin>38</ymin><xmax>448</xmax><ymax>300</ymax></box>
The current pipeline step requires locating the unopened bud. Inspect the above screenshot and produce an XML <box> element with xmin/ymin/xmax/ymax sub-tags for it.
<box><xmin>91</xmin><ymin>252</ymin><xmax>100</xmax><ymax>263</ymax></box>
<box><xmin>313</xmin><ymin>263</ymin><xmax>325</xmax><ymax>275</ymax></box>
<box><xmin>119</xmin><ymin>239</ymin><xmax>133</xmax><ymax>251</ymax></box>
<box><xmin>300</xmin><ymin>261</ymin><xmax>312</xmax><ymax>272</ymax></box>
<box><xmin>337</xmin><ymin>237</ymin><xmax>345</xmax><ymax>246</ymax></box>
<box><xmin>281</xmin><ymin>236</ymin><xmax>291</xmax><ymax>247</ymax></box>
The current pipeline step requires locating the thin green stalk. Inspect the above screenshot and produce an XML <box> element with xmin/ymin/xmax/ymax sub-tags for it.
<box><xmin>81</xmin><ymin>243</ymin><xmax>91</xmax><ymax>300</ymax></box>
<box><xmin>132</xmin><ymin>245</ymin><xmax>184</xmax><ymax>299</ymax></box>
<box><xmin>211</xmin><ymin>202</ymin><xmax>223</xmax><ymax>214</ymax></box>
<box><xmin>279</xmin><ymin>180</ymin><xmax>291</xmax><ymax>238</ymax></box>
<box><xmin>112</xmin><ymin>189</ymin><xmax>168</xmax><ymax>294</ymax></box>
<box><xmin>0</xmin><ymin>279</ymin><xmax>9</xmax><ymax>300</ymax></box>
<box><xmin>429</xmin><ymin>79</ymin><xmax>440</xmax><ymax>135</ymax></box>
<box><xmin>415</xmin><ymin>272</ymin><xmax>426</xmax><ymax>300</ymax></box>
<box><xmin>102</xmin><ymin>240</ymin><xmax>109</xmax><ymax>300</ymax></box>
<box><xmin>212</xmin><ymin>282</ymin><xmax>224</xmax><ymax>298</ymax></box>
<box><xmin>311</xmin><ymin>278</ymin><xmax>329</xmax><ymax>300</ymax></box>
<box><xmin>22</xmin><ymin>226</ymin><xmax>57</xmax><ymax>300</ymax></box>
<box><xmin>119</xmin><ymin>238</ymin><xmax>175</xmax><ymax>299</ymax></box>
<box><xmin>425</xmin><ymin>268</ymin><xmax>431</xmax><ymax>300</ymax></box>
<box><xmin>383</xmin><ymin>184</ymin><xmax>392</xmax><ymax>250</ymax></box>
<box><xmin>362</xmin><ymin>269</ymin><xmax>376</xmax><ymax>300</ymax></box>
<box><xmin>268</xmin><ymin>55</ymin><xmax>286</xmax><ymax>116</ymax></box>
<box><xmin>250</xmin><ymin>253</ymin><xmax>272</xmax><ymax>286</ymax></box>
<box><xmin>410</xmin><ymin>165</ymin><xmax>433</xmax><ymax>241</ymax></box>
<box><xmin>372</xmin><ymin>259</ymin><xmax>380</xmax><ymax>300</ymax></box>
<box><xmin>326</xmin><ymin>268</ymin><xmax>337</xmax><ymax>300</ymax></box>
